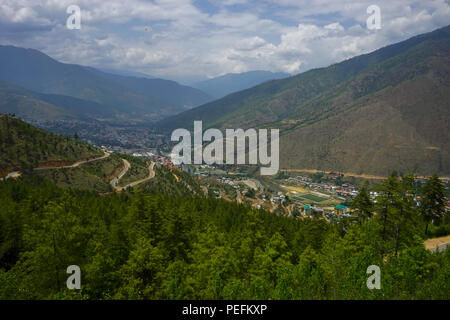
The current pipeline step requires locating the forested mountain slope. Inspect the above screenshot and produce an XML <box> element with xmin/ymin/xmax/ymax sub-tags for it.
<box><xmin>0</xmin><ymin>175</ymin><xmax>448</xmax><ymax>299</ymax></box>
<box><xmin>0</xmin><ymin>115</ymin><xmax>102</xmax><ymax>176</ymax></box>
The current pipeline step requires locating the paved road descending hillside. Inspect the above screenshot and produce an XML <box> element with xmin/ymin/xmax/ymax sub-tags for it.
<box><xmin>2</xmin><ymin>149</ymin><xmax>156</xmax><ymax>192</ymax></box>
<box><xmin>111</xmin><ymin>161</ymin><xmax>156</xmax><ymax>191</ymax></box>
<box><xmin>110</xmin><ymin>159</ymin><xmax>131</xmax><ymax>189</ymax></box>
<box><xmin>122</xmin><ymin>162</ymin><xmax>156</xmax><ymax>189</ymax></box>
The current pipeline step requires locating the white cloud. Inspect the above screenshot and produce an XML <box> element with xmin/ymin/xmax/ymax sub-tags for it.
<box><xmin>0</xmin><ymin>0</ymin><xmax>449</xmax><ymax>82</ymax></box>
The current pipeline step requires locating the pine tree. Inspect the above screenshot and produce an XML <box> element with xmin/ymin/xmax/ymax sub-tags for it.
<box><xmin>351</xmin><ymin>180</ymin><xmax>373</xmax><ymax>224</ymax></box>
<box><xmin>420</xmin><ymin>174</ymin><xmax>446</xmax><ymax>236</ymax></box>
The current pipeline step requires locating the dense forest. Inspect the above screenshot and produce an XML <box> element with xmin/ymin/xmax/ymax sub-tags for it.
<box><xmin>0</xmin><ymin>173</ymin><xmax>448</xmax><ymax>300</ymax></box>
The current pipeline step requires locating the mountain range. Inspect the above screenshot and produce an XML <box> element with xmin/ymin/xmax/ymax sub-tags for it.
<box><xmin>0</xmin><ymin>45</ymin><xmax>213</xmax><ymax>121</ymax></box>
<box><xmin>158</xmin><ymin>25</ymin><xmax>450</xmax><ymax>176</ymax></box>
<box><xmin>192</xmin><ymin>71</ymin><xmax>289</xmax><ymax>99</ymax></box>
<box><xmin>1</xmin><ymin>26</ymin><xmax>449</xmax><ymax>176</ymax></box>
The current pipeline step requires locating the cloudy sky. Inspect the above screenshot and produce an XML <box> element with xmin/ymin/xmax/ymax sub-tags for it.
<box><xmin>1</xmin><ymin>0</ymin><xmax>449</xmax><ymax>83</ymax></box>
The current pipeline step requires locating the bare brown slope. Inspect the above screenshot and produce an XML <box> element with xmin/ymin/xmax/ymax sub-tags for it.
<box><xmin>280</xmin><ymin>73</ymin><xmax>450</xmax><ymax>176</ymax></box>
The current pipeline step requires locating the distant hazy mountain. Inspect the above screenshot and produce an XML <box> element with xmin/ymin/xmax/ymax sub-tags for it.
<box><xmin>89</xmin><ymin>69</ymin><xmax>215</xmax><ymax>113</ymax></box>
<box><xmin>0</xmin><ymin>45</ymin><xmax>213</xmax><ymax>121</ymax></box>
<box><xmin>95</xmin><ymin>67</ymin><xmax>155</xmax><ymax>79</ymax></box>
<box><xmin>158</xmin><ymin>25</ymin><xmax>450</xmax><ymax>176</ymax></box>
<box><xmin>0</xmin><ymin>82</ymin><xmax>115</xmax><ymax>121</ymax></box>
<box><xmin>192</xmin><ymin>70</ymin><xmax>289</xmax><ymax>99</ymax></box>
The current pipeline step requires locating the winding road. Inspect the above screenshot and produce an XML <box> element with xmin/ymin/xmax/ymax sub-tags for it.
<box><xmin>111</xmin><ymin>161</ymin><xmax>156</xmax><ymax>192</ymax></box>
<box><xmin>2</xmin><ymin>151</ymin><xmax>156</xmax><ymax>191</ymax></box>
<box><xmin>110</xmin><ymin>159</ymin><xmax>131</xmax><ymax>190</ymax></box>
<box><xmin>1</xmin><ymin>151</ymin><xmax>110</xmax><ymax>180</ymax></box>
<box><xmin>34</xmin><ymin>151</ymin><xmax>111</xmax><ymax>171</ymax></box>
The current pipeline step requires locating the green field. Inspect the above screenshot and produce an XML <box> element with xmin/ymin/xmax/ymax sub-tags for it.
<box><xmin>296</xmin><ymin>193</ymin><xmax>328</xmax><ymax>202</ymax></box>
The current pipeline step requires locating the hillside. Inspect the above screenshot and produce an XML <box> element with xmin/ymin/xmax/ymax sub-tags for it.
<box><xmin>0</xmin><ymin>114</ymin><xmax>449</xmax><ymax>301</ymax></box>
<box><xmin>0</xmin><ymin>115</ymin><xmax>205</xmax><ymax>193</ymax></box>
<box><xmin>0</xmin><ymin>82</ymin><xmax>114</xmax><ymax>121</ymax></box>
<box><xmin>157</xmin><ymin>25</ymin><xmax>450</xmax><ymax>176</ymax></box>
<box><xmin>192</xmin><ymin>70</ymin><xmax>289</xmax><ymax>99</ymax></box>
<box><xmin>0</xmin><ymin>174</ymin><xmax>449</xmax><ymax>300</ymax></box>
<box><xmin>0</xmin><ymin>115</ymin><xmax>103</xmax><ymax>176</ymax></box>
<box><xmin>0</xmin><ymin>82</ymin><xmax>76</xmax><ymax>122</ymax></box>
<box><xmin>0</xmin><ymin>45</ymin><xmax>213</xmax><ymax>121</ymax></box>
<box><xmin>90</xmin><ymin>69</ymin><xmax>213</xmax><ymax>113</ymax></box>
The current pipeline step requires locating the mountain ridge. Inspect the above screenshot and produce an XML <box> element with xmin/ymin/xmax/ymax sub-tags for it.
<box><xmin>158</xmin><ymin>25</ymin><xmax>450</xmax><ymax>131</ymax></box>
<box><xmin>192</xmin><ymin>70</ymin><xmax>289</xmax><ymax>99</ymax></box>
<box><xmin>0</xmin><ymin>81</ymin><xmax>117</xmax><ymax>121</ymax></box>
<box><xmin>0</xmin><ymin>45</ymin><xmax>213</xmax><ymax>121</ymax></box>
<box><xmin>157</xmin><ymin>25</ymin><xmax>450</xmax><ymax>176</ymax></box>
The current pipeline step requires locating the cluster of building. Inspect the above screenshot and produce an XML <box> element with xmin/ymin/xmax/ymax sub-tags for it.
<box><xmin>218</xmin><ymin>177</ymin><xmax>236</xmax><ymax>187</ymax></box>
<box><xmin>154</xmin><ymin>155</ymin><xmax>174</xmax><ymax>167</ymax></box>
<box><xmin>287</xmin><ymin>176</ymin><xmax>358</xmax><ymax>199</ymax></box>
<box><xmin>300</xmin><ymin>204</ymin><xmax>350</xmax><ymax>217</ymax></box>
<box><xmin>271</xmin><ymin>194</ymin><xmax>287</xmax><ymax>203</ymax></box>
<box><xmin>131</xmin><ymin>151</ymin><xmax>155</xmax><ymax>157</ymax></box>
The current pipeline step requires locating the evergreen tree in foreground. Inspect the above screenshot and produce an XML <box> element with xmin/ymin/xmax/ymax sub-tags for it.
<box><xmin>420</xmin><ymin>174</ymin><xmax>446</xmax><ymax>236</ymax></box>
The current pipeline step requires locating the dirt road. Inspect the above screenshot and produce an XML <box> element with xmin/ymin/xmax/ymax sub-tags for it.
<box><xmin>424</xmin><ymin>235</ymin><xmax>450</xmax><ymax>252</ymax></box>
<box><xmin>2</xmin><ymin>151</ymin><xmax>111</xmax><ymax>179</ymax></box>
<box><xmin>2</xmin><ymin>151</ymin><xmax>156</xmax><ymax>193</ymax></box>
<box><xmin>0</xmin><ymin>171</ymin><xmax>21</xmax><ymax>181</ymax></box>
<box><xmin>34</xmin><ymin>151</ymin><xmax>111</xmax><ymax>171</ymax></box>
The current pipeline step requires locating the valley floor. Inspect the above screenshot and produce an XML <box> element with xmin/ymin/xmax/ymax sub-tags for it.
<box><xmin>281</xmin><ymin>169</ymin><xmax>450</xmax><ymax>181</ymax></box>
